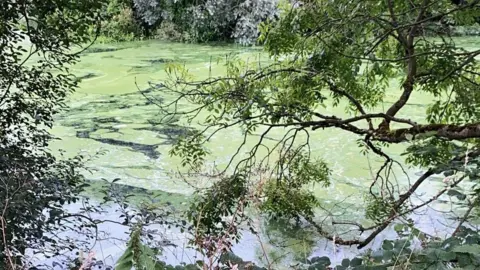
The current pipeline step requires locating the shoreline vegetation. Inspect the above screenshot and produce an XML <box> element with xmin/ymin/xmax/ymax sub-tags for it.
<box><xmin>93</xmin><ymin>0</ymin><xmax>480</xmax><ymax>45</ymax></box>
<box><xmin>91</xmin><ymin>0</ymin><xmax>278</xmax><ymax>45</ymax></box>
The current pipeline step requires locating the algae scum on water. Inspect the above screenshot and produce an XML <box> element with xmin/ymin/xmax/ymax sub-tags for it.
<box><xmin>48</xmin><ymin>39</ymin><xmax>480</xmax><ymax>267</ymax></box>
<box><xmin>52</xmin><ymin>41</ymin><xmax>252</xmax><ymax>193</ymax></box>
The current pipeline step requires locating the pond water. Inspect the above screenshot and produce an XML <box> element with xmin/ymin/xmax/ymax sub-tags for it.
<box><xmin>47</xmin><ymin>38</ymin><xmax>480</xmax><ymax>268</ymax></box>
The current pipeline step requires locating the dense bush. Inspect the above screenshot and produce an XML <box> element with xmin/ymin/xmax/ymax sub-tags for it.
<box><xmin>179</xmin><ymin>0</ymin><xmax>278</xmax><ymax>44</ymax></box>
<box><xmin>0</xmin><ymin>0</ymin><xmax>106</xmax><ymax>266</ymax></box>
<box><xmin>97</xmin><ymin>0</ymin><xmax>279</xmax><ymax>44</ymax></box>
<box><xmin>96</xmin><ymin>0</ymin><xmax>480</xmax><ymax>44</ymax></box>
<box><xmin>96</xmin><ymin>0</ymin><xmax>141</xmax><ymax>42</ymax></box>
<box><xmin>155</xmin><ymin>21</ymin><xmax>191</xmax><ymax>42</ymax></box>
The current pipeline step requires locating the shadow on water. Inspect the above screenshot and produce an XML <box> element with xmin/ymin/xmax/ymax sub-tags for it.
<box><xmin>102</xmin><ymin>164</ymin><xmax>154</xmax><ymax>170</ymax></box>
<box><xmin>75</xmin><ymin>72</ymin><xmax>102</xmax><ymax>82</ymax></box>
<box><xmin>128</xmin><ymin>60</ymin><xmax>173</xmax><ymax>74</ymax></box>
<box><xmin>91</xmin><ymin>137</ymin><xmax>161</xmax><ymax>159</ymax></box>
<box><xmin>84</xmin><ymin>179</ymin><xmax>188</xmax><ymax>206</ymax></box>
<box><xmin>141</xmin><ymin>58</ymin><xmax>174</xmax><ymax>64</ymax></box>
<box><xmin>57</xmin><ymin>81</ymin><xmax>195</xmax><ymax>159</ymax></box>
<box><xmin>82</xmin><ymin>47</ymin><xmax>126</xmax><ymax>54</ymax></box>
<box><xmin>134</xmin><ymin>125</ymin><xmax>194</xmax><ymax>145</ymax></box>
<box><xmin>71</xmin><ymin>115</ymin><xmax>191</xmax><ymax>158</ymax></box>
<box><xmin>71</xmin><ymin>121</ymin><xmax>191</xmax><ymax>159</ymax></box>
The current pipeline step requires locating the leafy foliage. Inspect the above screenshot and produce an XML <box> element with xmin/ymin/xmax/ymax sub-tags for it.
<box><xmin>184</xmin><ymin>0</ymin><xmax>278</xmax><ymax>44</ymax></box>
<box><xmin>187</xmin><ymin>174</ymin><xmax>249</xmax><ymax>239</ymax></box>
<box><xmin>91</xmin><ymin>0</ymin><xmax>480</xmax><ymax>43</ymax></box>
<box><xmin>293</xmin><ymin>225</ymin><xmax>480</xmax><ymax>270</ymax></box>
<box><xmin>99</xmin><ymin>0</ymin><xmax>141</xmax><ymax>41</ymax></box>
<box><xmin>115</xmin><ymin>225</ymin><xmax>203</xmax><ymax>270</ymax></box>
<box><xmin>364</xmin><ymin>195</ymin><xmax>400</xmax><ymax>223</ymax></box>
<box><xmin>133</xmin><ymin>0</ymin><xmax>165</xmax><ymax>27</ymax></box>
<box><xmin>96</xmin><ymin>0</ymin><xmax>279</xmax><ymax>43</ymax></box>
<box><xmin>113</xmin><ymin>225</ymin><xmax>480</xmax><ymax>269</ymax></box>
<box><xmin>0</xmin><ymin>0</ymin><xmax>105</xmax><ymax>265</ymax></box>
<box><xmin>115</xmin><ymin>225</ymin><xmax>164</xmax><ymax>270</ymax></box>
<box><xmin>115</xmin><ymin>225</ymin><xmax>269</xmax><ymax>270</ymax></box>
<box><xmin>169</xmin><ymin>131</ymin><xmax>208</xmax><ymax>170</ymax></box>
<box><xmin>261</xmin><ymin>150</ymin><xmax>330</xmax><ymax>220</ymax></box>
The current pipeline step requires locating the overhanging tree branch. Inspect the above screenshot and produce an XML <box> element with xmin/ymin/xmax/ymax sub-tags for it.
<box><xmin>374</xmin><ymin>122</ymin><xmax>480</xmax><ymax>142</ymax></box>
<box><xmin>156</xmin><ymin>0</ymin><xmax>480</xmax><ymax>257</ymax></box>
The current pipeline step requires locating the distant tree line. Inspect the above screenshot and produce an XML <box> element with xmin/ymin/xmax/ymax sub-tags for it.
<box><xmin>94</xmin><ymin>0</ymin><xmax>480</xmax><ymax>44</ymax></box>
<box><xmin>97</xmin><ymin>0</ymin><xmax>279</xmax><ymax>44</ymax></box>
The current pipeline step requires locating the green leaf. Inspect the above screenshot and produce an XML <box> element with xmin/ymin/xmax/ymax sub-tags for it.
<box><xmin>116</xmin><ymin>226</ymin><xmax>162</xmax><ymax>270</ymax></box>
<box><xmin>112</xmin><ymin>178</ymin><xmax>121</xmax><ymax>183</ymax></box>
<box><xmin>427</xmin><ymin>262</ymin><xmax>448</xmax><ymax>270</ymax></box>
<box><xmin>341</xmin><ymin>258</ymin><xmax>350</xmax><ymax>267</ymax></box>
<box><xmin>383</xmin><ymin>250</ymin><xmax>394</xmax><ymax>261</ymax></box>
<box><xmin>462</xmin><ymin>266</ymin><xmax>480</xmax><ymax>270</ymax></box>
<box><xmin>447</xmin><ymin>189</ymin><xmax>467</xmax><ymax>200</ymax></box>
<box><xmin>115</xmin><ymin>246</ymin><xmax>134</xmax><ymax>270</ymax></box>
<box><xmin>393</xmin><ymin>239</ymin><xmax>410</xmax><ymax>249</ymax></box>
<box><xmin>393</xmin><ymin>224</ymin><xmax>406</xmax><ymax>233</ymax></box>
<box><xmin>366</xmin><ymin>266</ymin><xmax>388</xmax><ymax>270</ymax></box>
<box><xmin>412</xmin><ymin>228</ymin><xmax>426</xmax><ymax>241</ymax></box>
<box><xmin>440</xmin><ymin>251</ymin><xmax>456</xmax><ymax>261</ymax></box>
<box><xmin>453</xmin><ymin>244</ymin><xmax>480</xmax><ymax>254</ymax></box>
<box><xmin>350</xmin><ymin>257</ymin><xmax>362</xmax><ymax>266</ymax></box>
<box><xmin>425</xmin><ymin>248</ymin><xmax>456</xmax><ymax>262</ymax></box>
<box><xmin>444</xmin><ymin>170</ymin><xmax>455</xmax><ymax>177</ymax></box>
<box><xmin>457</xmin><ymin>253</ymin><xmax>472</xmax><ymax>267</ymax></box>
<box><xmin>382</xmin><ymin>240</ymin><xmax>393</xmax><ymax>251</ymax></box>
<box><xmin>309</xmin><ymin>256</ymin><xmax>331</xmax><ymax>266</ymax></box>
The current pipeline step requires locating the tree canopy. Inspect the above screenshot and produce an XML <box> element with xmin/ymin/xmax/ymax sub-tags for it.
<box><xmin>96</xmin><ymin>0</ymin><xmax>280</xmax><ymax>43</ymax></box>
<box><xmin>156</xmin><ymin>0</ymin><xmax>480</xmax><ymax>267</ymax></box>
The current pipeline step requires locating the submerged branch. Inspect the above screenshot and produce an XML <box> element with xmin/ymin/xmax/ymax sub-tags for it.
<box><xmin>303</xmin><ymin>148</ymin><xmax>479</xmax><ymax>249</ymax></box>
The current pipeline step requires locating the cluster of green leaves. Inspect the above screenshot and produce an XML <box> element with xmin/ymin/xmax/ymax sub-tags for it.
<box><xmin>404</xmin><ymin>138</ymin><xmax>465</xmax><ymax>168</ymax></box>
<box><xmin>93</xmin><ymin>0</ymin><xmax>280</xmax><ymax>44</ymax></box>
<box><xmin>116</xmin><ymin>225</ymin><xmax>160</xmax><ymax>269</ymax></box>
<box><xmin>296</xmin><ymin>225</ymin><xmax>480</xmax><ymax>270</ymax></box>
<box><xmin>260</xmin><ymin>178</ymin><xmax>320</xmax><ymax>221</ymax></box>
<box><xmin>97</xmin><ymin>0</ymin><xmax>141</xmax><ymax>42</ymax></box>
<box><xmin>261</xmin><ymin>150</ymin><xmax>330</xmax><ymax>220</ymax></box>
<box><xmin>112</xmin><ymin>224</ymin><xmax>480</xmax><ymax>269</ymax></box>
<box><xmin>366</xmin><ymin>225</ymin><xmax>480</xmax><ymax>270</ymax></box>
<box><xmin>364</xmin><ymin>195</ymin><xmax>398</xmax><ymax>223</ymax></box>
<box><xmin>300</xmin><ymin>256</ymin><xmax>366</xmax><ymax>270</ymax></box>
<box><xmin>116</xmin><ymin>225</ymin><xmax>200</xmax><ymax>270</ymax></box>
<box><xmin>80</xmin><ymin>0</ymin><xmax>480</xmax><ymax>44</ymax></box>
<box><xmin>115</xmin><ymin>226</ymin><xmax>269</xmax><ymax>270</ymax></box>
<box><xmin>186</xmin><ymin>174</ymin><xmax>249</xmax><ymax>239</ymax></box>
<box><xmin>169</xmin><ymin>132</ymin><xmax>208</xmax><ymax>171</ymax></box>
